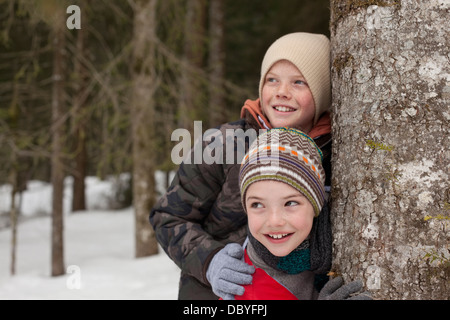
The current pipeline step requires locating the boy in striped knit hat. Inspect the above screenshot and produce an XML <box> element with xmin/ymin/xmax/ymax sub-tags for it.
<box><xmin>229</xmin><ymin>127</ymin><xmax>370</xmax><ymax>300</ymax></box>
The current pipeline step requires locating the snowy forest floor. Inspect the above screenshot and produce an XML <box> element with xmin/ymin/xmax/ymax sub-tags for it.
<box><xmin>0</xmin><ymin>175</ymin><xmax>180</xmax><ymax>300</ymax></box>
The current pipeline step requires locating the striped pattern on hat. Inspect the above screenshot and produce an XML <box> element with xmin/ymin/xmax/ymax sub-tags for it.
<box><xmin>239</xmin><ymin>127</ymin><xmax>326</xmax><ymax>216</ymax></box>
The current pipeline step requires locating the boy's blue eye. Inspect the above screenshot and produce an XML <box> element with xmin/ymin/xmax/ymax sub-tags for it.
<box><xmin>295</xmin><ymin>80</ymin><xmax>306</xmax><ymax>85</ymax></box>
<box><xmin>267</xmin><ymin>77</ymin><xmax>277</xmax><ymax>83</ymax></box>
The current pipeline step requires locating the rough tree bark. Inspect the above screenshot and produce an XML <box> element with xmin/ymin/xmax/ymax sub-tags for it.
<box><xmin>330</xmin><ymin>0</ymin><xmax>449</xmax><ymax>299</ymax></box>
<box><xmin>131</xmin><ymin>0</ymin><xmax>159</xmax><ymax>257</ymax></box>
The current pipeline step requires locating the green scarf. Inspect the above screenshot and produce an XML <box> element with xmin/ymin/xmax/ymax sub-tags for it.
<box><xmin>247</xmin><ymin>231</ymin><xmax>311</xmax><ymax>274</ymax></box>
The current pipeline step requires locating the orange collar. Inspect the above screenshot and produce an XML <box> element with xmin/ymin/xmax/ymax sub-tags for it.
<box><xmin>240</xmin><ymin>99</ymin><xmax>331</xmax><ymax>139</ymax></box>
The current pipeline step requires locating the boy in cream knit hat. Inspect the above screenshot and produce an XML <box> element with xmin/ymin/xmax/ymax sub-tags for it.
<box><xmin>258</xmin><ymin>32</ymin><xmax>331</xmax><ymax>130</ymax></box>
<box><xmin>242</xmin><ymin>32</ymin><xmax>331</xmax><ymax>135</ymax></box>
<box><xmin>151</xmin><ymin>32</ymin><xmax>335</xmax><ymax>299</ymax></box>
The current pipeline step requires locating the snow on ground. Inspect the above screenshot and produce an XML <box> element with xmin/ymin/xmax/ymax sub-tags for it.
<box><xmin>0</xmin><ymin>173</ymin><xmax>180</xmax><ymax>300</ymax></box>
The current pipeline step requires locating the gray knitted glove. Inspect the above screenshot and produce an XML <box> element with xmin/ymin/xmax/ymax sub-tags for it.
<box><xmin>206</xmin><ymin>243</ymin><xmax>255</xmax><ymax>300</ymax></box>
<box><xmin>318</xmin><ymin>276</ymin><xmax>372</xmax><ymax>300</ymax></box>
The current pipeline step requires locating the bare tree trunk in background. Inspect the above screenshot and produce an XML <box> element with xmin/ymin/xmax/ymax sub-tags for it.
<box><xmin>330</xmin><ymin>0</ymin><xmax>450</xmax><ymax>299</ymax></box>
<box><xmin>72</xmin><ymin>11</ymin><xmax>88</xmax><ymax>212</ymax></box>
<box><xmin>51</xmin><ymin>12</ymin><xmax>66</xmax><ymax>277</ymax></box>
<box><xmin>9</xmin><ymin>152</ymin><xmax>18</xmax><ymax>276</ymax></box>
<box><xmin>131</xmin><ymin>0</ymin><xmax>159</xmax><ymax>257</ymax></box>
<box><xmin>208</xmin><ymin>0</ymin><xmax>226</xmax><ymax>128</ymax></box>
<box><xmin>178</xmin><ymin>0</ymin><xmax>207</xmax><ymax>131</ymax></box>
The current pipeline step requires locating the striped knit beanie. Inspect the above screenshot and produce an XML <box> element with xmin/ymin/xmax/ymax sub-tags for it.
<box><xmin>239</xmin><ymin>127</ymin><xmax>326</xmax><ymax>217</ymax></box>
<box><xmin>259</xmin><ymin>32</ymin><xmax>331</xmax><ymax>125</ymax></box>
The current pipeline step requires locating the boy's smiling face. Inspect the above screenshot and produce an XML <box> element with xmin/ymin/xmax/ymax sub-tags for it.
<box><xmin>245</xmin><ymin>180</ymin><xmax>315</xmax><ymax>257</ymax></box>
<box><xmin>261</xmin><ymin>60</ymin><xmax>315</xmax><ymax>133</ymax></box>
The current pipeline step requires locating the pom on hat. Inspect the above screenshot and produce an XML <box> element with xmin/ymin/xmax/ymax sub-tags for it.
<box><xmin>239</xmin><ymin>127</ymin><xmax>326</xmax><ymax>217</ymax></box>
<box><xmin>259</xmin><ymin>32</ymin><xmax>331</xmax><ymax>125</ymax></box>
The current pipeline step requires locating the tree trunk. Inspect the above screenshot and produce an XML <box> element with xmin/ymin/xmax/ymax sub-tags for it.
<box><xmin>50</xmin><ymin>12</ymin><xmax>66</xmax><ymax>277</ymax></box>
<box><xmin>9</xmin><ymin>152</ymin><xmax>18</xmax><ymax>276</ymax></box>
<box><xmin>178</xmin><ymin>0</ymin><xmax>207</xmax><ymax>131</ymax></box>
<box><xmin>72</xmin><ymin>11</ymin><xmax>88</xmax><ymax>212</ymax></box>
<box><xmin>208</xmin><ymin>0</ymin><xmax>226</xmax><ymax>128</ymax></box>
<box><xmin>131</xmin><ymin>0</ymin><xmax>159</xmax><ymax>257</ymax></box>
<box><xmin>330</xmin><ymin>0</ymin><xmax>450</xmax><ymax>299</ymax></box>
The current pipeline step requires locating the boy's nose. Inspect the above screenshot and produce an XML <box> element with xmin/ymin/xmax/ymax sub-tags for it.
<box><xmin>276</xmin><ymin>82</ymin><xmax>291</xmax><ymax>99</ymax></box>
<box><xmin>267</xmin><ymin>210</ymin><xmax>286</xmax><ymax>227</ymax></box>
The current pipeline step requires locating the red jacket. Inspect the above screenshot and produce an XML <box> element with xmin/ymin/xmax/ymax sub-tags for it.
<box><xmin>235</xmin><ymin>250</ymin><xmax>298</xmax><ymax>300</ymax></box>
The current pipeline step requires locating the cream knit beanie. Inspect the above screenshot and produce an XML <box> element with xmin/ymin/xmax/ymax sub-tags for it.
<box><xmin>259</xmin><ymin>32</ymin><xmax>331</xmax><ymax>125</ymax></box>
